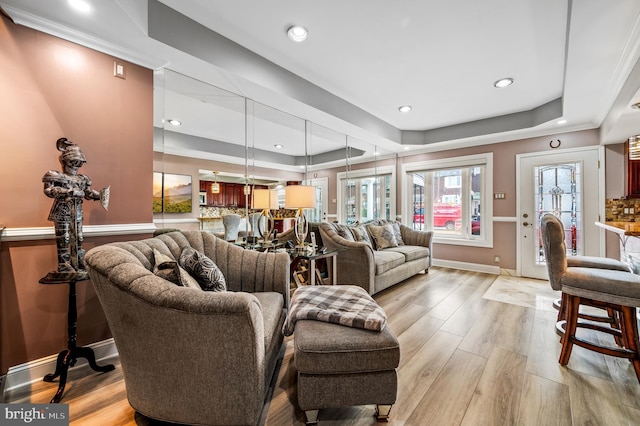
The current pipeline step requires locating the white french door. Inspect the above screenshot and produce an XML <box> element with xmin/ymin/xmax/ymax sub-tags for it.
<box><xmin>517</xmin><ymin>147</ymin><xmax>603</xmax><ymax>279</ymax></box>
<box><xmin>304</xmin><ymin>177</ymin><xmax>329</xmax><ymax>222</ymax></box>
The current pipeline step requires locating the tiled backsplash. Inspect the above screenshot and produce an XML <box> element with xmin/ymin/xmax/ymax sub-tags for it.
<box><xmin>605</xmin><ymin>198</ymin><xmax>640</xmax><ymax>222</ymax></box>
<box><xmin>199</xmin><ymin>207</ymin><xmax>297</xmax><ymax>218</ymax></box>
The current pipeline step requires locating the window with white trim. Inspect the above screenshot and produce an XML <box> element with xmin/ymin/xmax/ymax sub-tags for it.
<box><xmin>337</xmin><ymin>166</ymin><xmax>395</xmax><ymax>224</ymax></box>
<box><xmin>403</xmin><ymin>153</ymin><xmax>493</xmax><ymax>247</ymax></box>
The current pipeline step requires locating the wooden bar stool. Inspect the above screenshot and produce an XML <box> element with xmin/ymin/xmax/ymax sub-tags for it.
<box><xmin>557</xmin><ymin>289</ymin><xmax>640</xmax><ymax>381</ymax></box>
<box><xmin>540</xmin><ymin>213</ymin><xmax>640</xmax><ymax>382</ymax></box>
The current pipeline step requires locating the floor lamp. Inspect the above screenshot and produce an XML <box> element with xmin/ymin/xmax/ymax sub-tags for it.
<box><xmin>285</xmin><ymin>185</ymin><xmax>316</xmax><ymax>250</ymax></box>
<box><xmin>253</xmin><ymin>188</ymin><xmax>278</xmax><ymax>242</ymax></box>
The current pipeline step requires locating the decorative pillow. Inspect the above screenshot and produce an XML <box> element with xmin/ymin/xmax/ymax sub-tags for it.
<box><xmin>366</xmin><ymin>224</ymin><xmax>399</xmax><ymax>250</ymax></box>
<box><xmin>152</xmin><ymin>249</ymin><xmax>200</xmax><ymax>288</ymax></box>
<box><xmin>179</xmin><ymin>247</ymin><xmax>227</xmax><ymax>292</ymax></box>
<box><xmin>333</xmin><ymin>224</ymin><xmax>355</xmax><ymax>242</ymax></box>
<box><xmin>390</xmin><ymin>222</ymin><xmax>405</xmax><ymax>246</ymax></box>
<box><xmin>349</xmin><ymin>225</ymin><xmax>372</xmax><ymax>247</ymax></box>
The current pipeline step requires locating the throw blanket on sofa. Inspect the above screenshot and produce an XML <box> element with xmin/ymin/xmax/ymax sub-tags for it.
<box><xmin>282</xmin><ymin>285</ymin><xmax>387</xmax><ymax>336</ymax></box>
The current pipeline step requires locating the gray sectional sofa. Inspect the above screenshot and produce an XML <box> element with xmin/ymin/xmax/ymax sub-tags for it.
<box><xmin>85</xmin><ymin>230</ymin><xmax>290</xmax><ymax>426</ymax></box>
<box><xmin>318</xmin><ymin>220</ymin><xmax>433</xmax><ymax>295</ymax></box>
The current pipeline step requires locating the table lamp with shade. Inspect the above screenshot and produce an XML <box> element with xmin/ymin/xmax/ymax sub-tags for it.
<box><xmin>285</xmin><ymin>185</ymin><xmax>316</xmax><ymax>250</ymax></box>
<box><xmin>252</xmin><ymin>188</ymin><xmax>278</xmax><ymax>242</ymax></box>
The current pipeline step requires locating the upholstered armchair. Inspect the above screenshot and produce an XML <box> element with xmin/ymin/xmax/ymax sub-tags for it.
<box><xmin>248</xmin><ymin>212</ymin><xmax>265</xmax><ymax>238</ymax></box>
<box><xmin>222</xmin><ymin>213</ymin><xmax>242</xmax><ymax>241</ymax></box>
<box><xmin>85</xmin><ymin>231</ymin><xmax>290</xmax><ymax>425</ymax></box>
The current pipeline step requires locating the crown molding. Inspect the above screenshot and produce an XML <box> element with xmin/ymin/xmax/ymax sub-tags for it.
<box><xmin>2</xmin><ymin>5</ymin><xmax>166</xmax><ymax>70</ymax></box>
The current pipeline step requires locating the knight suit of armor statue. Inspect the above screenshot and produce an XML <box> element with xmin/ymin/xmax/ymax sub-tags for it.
<box><xmin>42</xmin><ymin>138</ymin><xmax>109</xmax><ymax>281</ymax></box>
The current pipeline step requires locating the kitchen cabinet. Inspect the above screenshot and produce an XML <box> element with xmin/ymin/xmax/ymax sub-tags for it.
<box><xmin>198</xmin><ymin>181</ymin><xmax>268</xmax><ymax>207</ymax></box>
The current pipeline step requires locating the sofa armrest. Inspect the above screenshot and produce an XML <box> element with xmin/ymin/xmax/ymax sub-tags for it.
<box><xmin>400</xmin><ymin>224</ymin><xmax>433</xmax><ymax>268</ymax></box>
<box><xmin>318</xmin><ymin>224</ymin><xmax>376</xmax><ymax>294</ymax></box>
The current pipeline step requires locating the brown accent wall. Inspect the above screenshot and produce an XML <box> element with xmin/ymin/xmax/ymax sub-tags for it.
<box><xmin>0</xmin><ymin>16</ymin><xmax>153</xmax><ymax>373</ymax></box>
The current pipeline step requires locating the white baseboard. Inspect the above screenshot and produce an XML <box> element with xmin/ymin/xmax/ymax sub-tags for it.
<box><xmin>3</xmin><ymin>338</ymin><xmax>118</xmax><ymax>393</ymax></box>
<box><xmin>433</xmin><ymin>258</ymin><xmax>501</xmax><ymax>275</ymax></box>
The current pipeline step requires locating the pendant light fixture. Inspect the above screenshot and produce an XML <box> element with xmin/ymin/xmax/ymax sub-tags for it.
<box><xmin>211</xmin><ymin>171</ymin><xmax>220</xmax><ymax>194</ymax></box>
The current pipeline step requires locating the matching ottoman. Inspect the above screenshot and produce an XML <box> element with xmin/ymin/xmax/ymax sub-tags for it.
<box><xmin>294</xmin><ymin>318</ymin><xmax>400</xmax><ymax>424</ymax></box>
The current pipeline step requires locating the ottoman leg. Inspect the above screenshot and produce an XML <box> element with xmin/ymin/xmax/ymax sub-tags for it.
<box><xmin>375</xmin><ymin>404</ymin><xmax>393</xmax><ymax>422</ymax></box>
<box><xmin>304</xmin><ymin>409</ymin><xmax>319</xmax><ymax>425</ymax></box>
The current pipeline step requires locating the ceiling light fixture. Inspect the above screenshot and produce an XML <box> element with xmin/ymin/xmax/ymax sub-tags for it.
<box><xmin>557</xmin><ymin>119</ymin><xmax>567</xmax><ymax>125</ymax></box>
<box><xmin>398</xmin><ymin>105</ymin><xmax>412</xmax><ymax>113</ymax></box>
<box><xmin>168</xmin><ymin>119</ymin><xmax>182</xmax><ymax>126</ymax></box>
<box><xmin>274</xmin><ymin>144</ymin><xmax>283</xmax><ymax>148</ymax></box>
<box><xmin>68</xmin><ymin>0</ymin><xmax>92</xmax><ymax>13</ymax></box>
<box><xmin>287</xmin><ymin>25</ymin><xmax>308</xmax><ymax>42</ymax></box>
<box><xmin>632</xmin><ymin>102</ymin><xmax>640</xmax><ymax>110</ymax></box>
<box><xmin>494</xmin><ymin>78</ymin><xmax>514</xmax><ymax>88</ymax></box>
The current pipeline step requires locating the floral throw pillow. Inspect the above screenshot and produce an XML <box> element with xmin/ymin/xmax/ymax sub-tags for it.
<box><xmin>179</xmin><ymin>247</ymin><xmax>227</xmax><ymax>292</ymax></box>
<box><xmin>153</xmin><ymin>249</ymin><xmax>200</xmax><ymax>289</ymax></box>
<box><xmin>366</xmin><ymin>224</ymin><xmax>399</xmax><ymax>250</ymax></box>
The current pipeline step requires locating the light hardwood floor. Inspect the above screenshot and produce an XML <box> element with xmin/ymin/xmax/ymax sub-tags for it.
<box><xmin>6</xmin><ymin>267</ymin><xmax>640</xmax><ymax>425</ymax></box>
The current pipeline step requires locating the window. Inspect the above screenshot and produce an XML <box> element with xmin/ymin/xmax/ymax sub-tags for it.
<box><xmin>403</xmin><ymin>153</ymin><xmax>493</xmax><ymax>247</ymax></box>
<box><xmin>337</xmin><ymin>166</ymin><xmax>395</xmax><ymax>224</ymax></box>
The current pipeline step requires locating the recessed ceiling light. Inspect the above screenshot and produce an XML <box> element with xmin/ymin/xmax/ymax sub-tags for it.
<box><xmin>68</xmin><ymin>0</ymin><xmax>92</xmax><ymax>13</ymax></box>
<box><xmin>557</xmin><ymin>119</ymin><xmax>567</xmax><ymax>125</ymax></box>
<box><xmin>398</xmin><ymin>105</ymin><xmax>412</xmax><ymax>113</ymax></box>
<box><xmin>168</xmin><ymin>119</ymin><xmax>182</xmax><ymax>126</ymax></box>
<box><xmin>494</xmin><ymin>78</ymin><xmax>514</xmax><ymax>88</ymax></box>
<box><xmin>287</xmin><ymin>26</ymin><xmax>308</xmax><ymax>42</ymax></box>
<box><xmin>632</xmin><ymin>102</ymin><xmax>640</xmax><ymax>110</ymax></box>
<box><xmin>274</xmin><ymin>144</ymin><xmax>283</xmax><ymax>148</ymax></box>
<box><xmin>404</xmin><ymin>146</ymin><xmax>411</xmax><ymax>151</ymax></box>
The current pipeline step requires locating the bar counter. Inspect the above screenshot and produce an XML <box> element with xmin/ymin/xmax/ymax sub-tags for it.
<box><xmin>595</xmin><ymin>221</ymin><xmax>640</xmax><ymax>237</ymax></box>
<box><xmin>596</xmin><ymin>221</ymin><xmax>640</xmax><ymax>273</ymax></box>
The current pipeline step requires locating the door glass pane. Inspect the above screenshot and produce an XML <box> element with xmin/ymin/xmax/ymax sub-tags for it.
<box><xmin>536</xmin><ymin>162</ymin><xmax>581</xmax><ymax>264</ymax></box>
<box><xmin>307</xmin><ymin>185</ymin><xmax>322</xmax><ymax>222</ymax></box>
